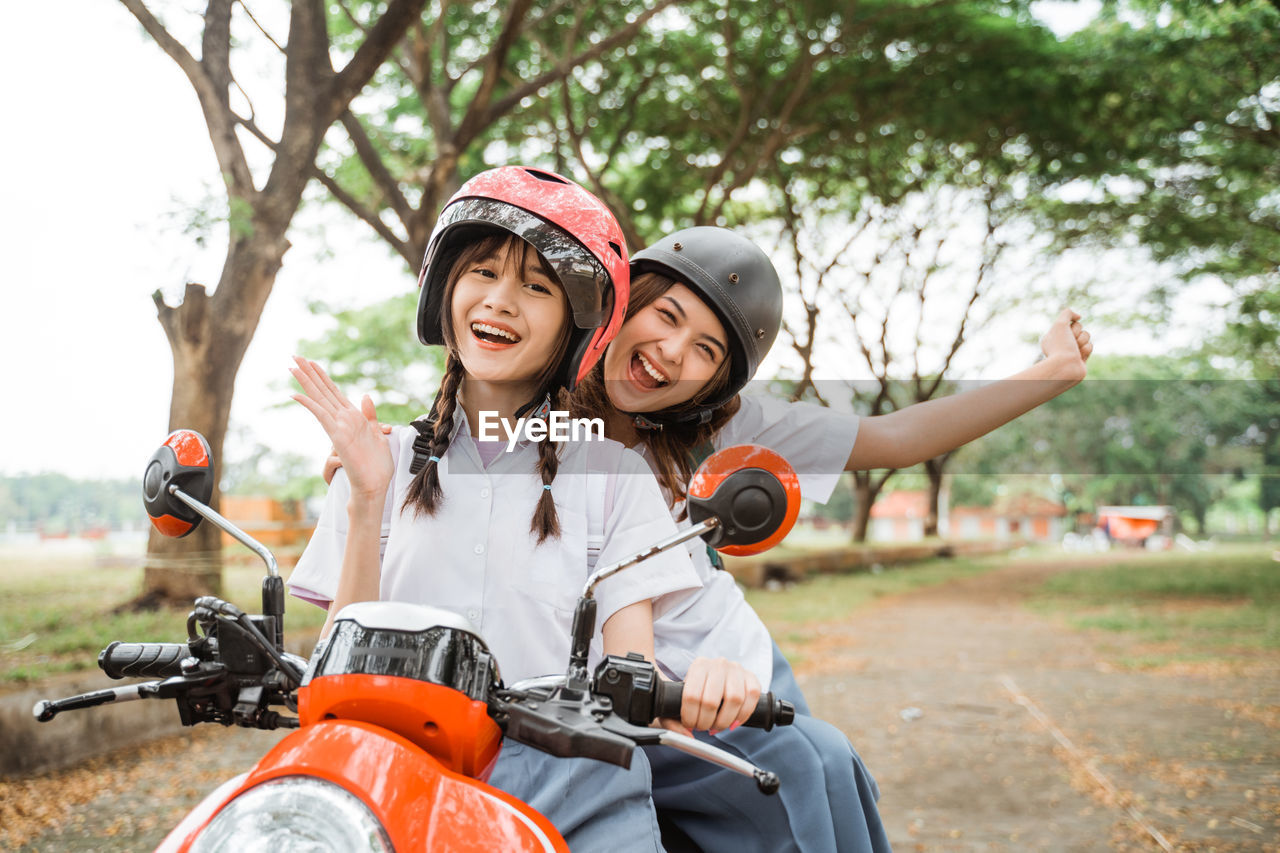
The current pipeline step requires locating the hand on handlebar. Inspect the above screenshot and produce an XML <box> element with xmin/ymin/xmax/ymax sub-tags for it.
<box><xmin>677</xmin><ymin>657</ymin><xmax>763</xmax><ymax>734</ymax></box>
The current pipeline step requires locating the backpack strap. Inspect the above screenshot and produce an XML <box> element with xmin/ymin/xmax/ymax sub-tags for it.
<box><xmin>407</xmin><ymin>416</ymin><xmax>438</xmax><ymax>475</ymax></box>
<box><xmin>586</xmin><ymin>441</ymin><xmax>623</xmax><ymax>572</ymax></box>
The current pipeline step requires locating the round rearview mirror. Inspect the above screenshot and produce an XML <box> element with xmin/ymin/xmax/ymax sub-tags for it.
<box><xmin>143</xmin><ymin>430</ymin><xmax>215</xmax><ymax>538</ymax></box>
<box><xmin>687</xmin><ymin>445</ymin><xmax>800</xmax><ymax>556</ymax></box>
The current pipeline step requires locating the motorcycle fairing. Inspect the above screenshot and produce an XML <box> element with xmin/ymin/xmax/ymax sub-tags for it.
<box><xmin>155</xmin><ymin>720</ymin><xmax>566</xmax><ymax>853</ymax></box>
<box><xmin>300</xmin><ymin>674</ymin><xmax>503</xmax><ymax>779</ymax></box>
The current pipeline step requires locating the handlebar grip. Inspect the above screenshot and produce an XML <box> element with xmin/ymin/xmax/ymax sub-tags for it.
<box><xmin>654</xmin><ymin>681</ymin><xmax>796</xmax><ymax>731</ymax></box>
<box><xmin>98</xmin><ymin>641</ymin><xmax>190</xmax><ymax>679</ymax></box>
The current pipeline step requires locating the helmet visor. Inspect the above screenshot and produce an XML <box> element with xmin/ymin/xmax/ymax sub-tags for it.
<box><xmin>433</xmin><ymin>197</ymin><xmax>613</xmax><ymax>331</ymax></box>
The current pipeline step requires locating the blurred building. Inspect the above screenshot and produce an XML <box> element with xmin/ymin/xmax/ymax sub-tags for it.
<box><xmin>869</xmin><ymin>490</ymin><xmax>1067</xmax><ymax>543</ymax></box>
<box><xmin>219</xmin><ymin>496</ymin><xmax>314</xmax><ymax>549</ymax></box>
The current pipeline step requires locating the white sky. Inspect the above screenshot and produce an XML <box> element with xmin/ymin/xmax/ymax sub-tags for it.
<box><xmin>0</xmin><ymin>0</ymin><xmax>1229</xmax><ymax>481</ymax></box>
<box><xmin>1</xmin><ymin>1</ymin><xmax>408</xmax><ymax>480</ymax></box>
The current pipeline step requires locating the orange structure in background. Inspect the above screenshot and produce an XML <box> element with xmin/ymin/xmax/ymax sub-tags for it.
<box><xmin>219</xmin><ymin>496</ymin><xmax>315</xmax><ymax>549</ymax></box>
<box><xmin>868</xmin><ymin>490</ymin><xmax>1068</xmax><ymax>543</ymax></box>
<box><xmin>1096</xmin><ymin>505</ymin><xmax>1173</xmax><ymax>545</ymax></box>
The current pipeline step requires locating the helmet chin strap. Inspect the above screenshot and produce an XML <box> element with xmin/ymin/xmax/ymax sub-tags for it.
<box><xmin>630</xmin><ymin>408</ymin><xmax>714</xmax><ymax>431</ymax></box>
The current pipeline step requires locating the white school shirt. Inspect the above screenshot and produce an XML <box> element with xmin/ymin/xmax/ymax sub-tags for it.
<box><xmin>288</xmin><ymin>410</ymin><xmax>702</xmax><ymax>685</ymax></box>
<box><xmin>644</xmin><ymin>395</ymin><xmax>861</xmax><ymax>688</ymax></box>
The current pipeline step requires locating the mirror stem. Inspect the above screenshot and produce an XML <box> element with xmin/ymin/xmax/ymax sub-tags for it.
<box><xmin>168</xmin><ymin>485</ymin><xmax>280</xmax><ymax>578</ymax></box>
<box><xmin>581</xmin><ymin>518</ymin><xmax>720</xmax><ymax>599</ymax></box>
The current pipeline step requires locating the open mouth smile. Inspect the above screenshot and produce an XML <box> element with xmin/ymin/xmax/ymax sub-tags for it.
<box><xmin>471</xmin><ymin>321</ymin><xmax>522</xmax><ymax>347</ymax></box>
<box><xmin>630</xmin><ymin>351</ymin><xmax>670</xmax><ymax>389</ymax></box>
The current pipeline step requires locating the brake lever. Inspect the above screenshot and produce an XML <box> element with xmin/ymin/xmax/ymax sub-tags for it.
<box><xmin>595</xmin><ymin>715</ymin><xmax>780</xmax><ymax>795</ymax></box>
<box><xmin>32</xmin><ymin>666</ymin><xmax>227</xmax><ymax>723</ymax></box>
<box><xmin>492</xmin><ymin>684</ymin><xmax>781</xmax><ymax>795</ymax></box>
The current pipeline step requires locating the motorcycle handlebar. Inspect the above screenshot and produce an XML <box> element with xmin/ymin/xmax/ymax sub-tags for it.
<box><xmin>653</xmin><ymin>681</ymin><xmax>795</xmax><ymax>731</ymax></box>
<box><xmin>98</xmin><ymin>641</ymin><xmax>190</xmax><ymax>679</ymax></box>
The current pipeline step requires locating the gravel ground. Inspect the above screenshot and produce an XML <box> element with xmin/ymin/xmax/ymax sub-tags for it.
<box><xmin>800</xmin><ymin>556</ymin><xmax>1280</xmax><ymax>852</ymax></box>
<box><xmin>4</xmin><ymin>554</ymin><xmax>1277</xmax><ymax>851</ymax></box>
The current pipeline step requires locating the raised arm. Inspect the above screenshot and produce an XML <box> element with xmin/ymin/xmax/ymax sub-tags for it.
<box><xmin>290</xmin><ymin>356</ymin><xmax>394</xmax><ymax>637</ymax></box>
<box><xmin>847</xmin><ymin>308</ymin><xmax>1093</xmax><ymax>471</ymax></box>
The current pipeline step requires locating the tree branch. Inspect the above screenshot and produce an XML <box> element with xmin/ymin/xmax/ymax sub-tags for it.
<box><xmin>313</xmin><ymin>168</ymin><xmax>416</xmax><ymax>266</ymax></box>
<box><xmin>339</xmin><ymin>111</ymin><xmax>416</xmax><ymax>232</ymax></box>
<box><xmin>331</xmin><ymin>0</ymin><xmax>428</xmax><ymax>113</ymax></box>
<box><xmin>451</xmin><ymin>0</ymin><xmax>535</xmax><ymax>149</ymax></box>
<box><xmin>478</xmin><ymin>0</ymin><xmax>682</xmax><ymax>134</ymax></box>
<box><xmin>119</xmin><ymin>0</ymin><xmax>256</xmax><ymax>198</ymax></box>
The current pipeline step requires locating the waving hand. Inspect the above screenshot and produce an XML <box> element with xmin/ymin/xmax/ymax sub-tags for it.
<box><xmin>289</xmin><ymin>356</ymin><xmax>393</xmax><ymax>501</ymax></box>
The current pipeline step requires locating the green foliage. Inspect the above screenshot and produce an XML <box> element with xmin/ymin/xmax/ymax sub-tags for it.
<box><xmin>296</xmin><ymin>293</ymin><xmax>442</xmax><ymax>425</ymax></box>
<box><xmin>1041</xmin><ymin>3</ymin><xmax>1280</xmax><ymax>300</ymax></box>
<box><xmin>220</xmin><ymin>437</ymin><xmax>326</xmax><ymax>502</ymax></box>
<box><xmin>951</xmin><ymin>352</ymin><xmax>1271</xmax><ymax>528</ymax></box>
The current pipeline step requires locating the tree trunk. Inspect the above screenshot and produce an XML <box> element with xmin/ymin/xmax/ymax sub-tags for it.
<box><xmin>120</xmin><ymin>0</ymin><xmax>427</xmax><ymax>607</ymax></box>
<box><xmin>849</xmin><ymin>471</ymin><xmax>882</xmax><ymax>543</ymax></box>
<box><xmin>923</xmin><ymin>457</ymin><xmax>944</xmax><ymax>538</ymax></box>
<box><xmin>142</xmin><ymin>238</ymin><xmax>287</xmax><ymax>606</ymax></box>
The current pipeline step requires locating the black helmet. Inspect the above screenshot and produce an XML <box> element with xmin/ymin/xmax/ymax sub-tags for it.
<box><xmin>630</xmin><ymin>226</ymin><xmax>783</xmax><ymax>423</ymax></box>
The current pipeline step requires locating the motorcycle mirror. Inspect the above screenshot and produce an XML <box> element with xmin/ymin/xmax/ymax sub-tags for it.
<box><xmin>687</xmin><ymin>445</ymin><xmax>800</xmax><ymax>556</ymax></box>
<box><xmin>143</xmin><ymin>430</ymin><xmax>215</xmax><ymax>538</ymax></box>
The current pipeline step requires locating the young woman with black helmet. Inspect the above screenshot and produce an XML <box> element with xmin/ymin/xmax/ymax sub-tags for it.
<box><xmin>567</xmin><ymin>224</ymin><xmax>1091</xmax><ymax>853</ymax></box>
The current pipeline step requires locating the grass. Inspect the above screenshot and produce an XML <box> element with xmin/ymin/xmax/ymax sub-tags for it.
<box><xmin>744</xmin><ymin>551</ymin><xmax>1018</xmax><ymax>666</ymax></box>
<box><xmin>1028</xmin><ymin>545</ymin><xmax>1280</xmax><ymax>666</ymax></box>
<box><xmin>8</xmin><ymin>540</ymin><xmax>1273</xmax><ymax>684</ymax></box>
<box><xmin>0</xmin><ymin>551</ymin><xmax>328</xmax><ymax>685</ymax></box>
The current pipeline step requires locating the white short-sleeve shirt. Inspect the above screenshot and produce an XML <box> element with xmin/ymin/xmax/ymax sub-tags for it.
<box><xmin>289</xmin><ymin>412</ymin><xmax>702</xmax><ymax>684</ymax></box>
<box><xmin>645</xmin><ymin>395</ymin><xmax>861</xmax><ymax>688</ymax></box>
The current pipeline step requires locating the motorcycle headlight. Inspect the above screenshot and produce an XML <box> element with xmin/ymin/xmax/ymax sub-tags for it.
<box><xmin>189</xmin><ymin>776</ymin><xmax>392</xmax><ymax>853</ymax></box>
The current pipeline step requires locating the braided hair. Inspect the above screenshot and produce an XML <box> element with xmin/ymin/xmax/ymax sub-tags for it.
<box><xmin>402</xmin><ymin>232</ymin><xmax>572</xmax><ymax>542</ymax></box>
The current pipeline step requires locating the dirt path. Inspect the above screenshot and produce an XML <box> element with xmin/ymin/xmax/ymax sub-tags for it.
<box><xmin>5</xmin><ymin>555</ymin><xmax>1278</xmax><ymax>851</ymax></box>
<box><xmin>796</xmin><ymin>556</ymin><xmax>1280</xmax><ymax>852</ymax></box>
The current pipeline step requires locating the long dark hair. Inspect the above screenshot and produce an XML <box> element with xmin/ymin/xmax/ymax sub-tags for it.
<box><xmin>570</xmin><ymin>271</ymin><xmax>741</xmax><ymax>509</ymax></box>
<box><xmin>403</xmin><ymin>231</ymin><xmax>572</xmax><ymax>542</ymax></box>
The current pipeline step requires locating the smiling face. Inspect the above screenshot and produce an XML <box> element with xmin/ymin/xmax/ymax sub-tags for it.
<box><xmin>600</xmin><ymin>277</ymin><xmax>732</xmax><ymax>414</ymax></box>
<box><xmin>445</xmin><ymin>235</ymin><xmax>570</xmax><ymax>395</ymax></box>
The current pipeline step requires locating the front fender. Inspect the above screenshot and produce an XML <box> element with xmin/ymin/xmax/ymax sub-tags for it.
<box><xmin>153</xmin><ymin>721</ymin><xmax>566</xmax><ymax>853</ymax></box>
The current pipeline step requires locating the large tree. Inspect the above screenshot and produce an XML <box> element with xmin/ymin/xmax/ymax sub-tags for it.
<box><xmin>123</xmin><ymin>0</ymin><xmax>425</xmax><ymax>602</ymax></box>
<box><xmin>297</xmin><ymin>0</ymin><xmax>1125</xmax><ymax>545</ymax></box>
<box><xmin>768</xmin><ymin>166</ymin><xmax>1070</xmax><ymax>541</ymax></box>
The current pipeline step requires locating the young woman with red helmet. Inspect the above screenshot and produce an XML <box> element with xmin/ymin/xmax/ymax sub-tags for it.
<box><xmin>288</xmin><ymin>167</ymin><xmax>764</xmax><ymax>851</ymax></box>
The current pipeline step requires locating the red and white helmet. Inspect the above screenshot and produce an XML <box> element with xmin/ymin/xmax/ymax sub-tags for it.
<box><xmin>416</xmin><ymin>166</ymin><xmax>630</xmax><ymax>391</ymax></box>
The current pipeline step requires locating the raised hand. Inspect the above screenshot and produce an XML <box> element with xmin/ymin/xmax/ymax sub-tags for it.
<box><xmin>1040</xmin><ymin>308</ymin><xmax>1093</xmax><ymax>370</ymax></box>
<box><xmin>323</xmin><ymin>421</ymin><xmax>393</xmax><ymax>485</ymax></box>
<box><xmin>290</xmin><ymin>356</ymin><xmax>393</xmax><ymax>500</ymax></box>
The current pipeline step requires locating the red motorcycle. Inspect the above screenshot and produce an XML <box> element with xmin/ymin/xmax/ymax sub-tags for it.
<box><xmin>35</xmin><ymin>431</ymin><xmax>801</xmax><ymax>851</ymax></box>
